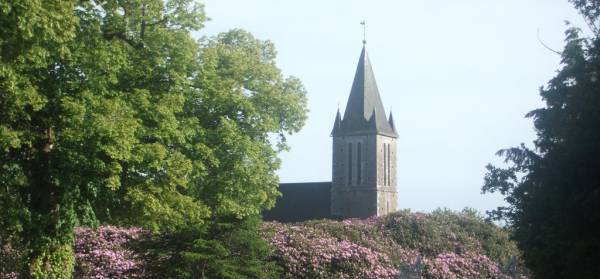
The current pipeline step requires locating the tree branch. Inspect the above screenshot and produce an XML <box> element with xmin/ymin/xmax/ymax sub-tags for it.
<box><xmin>146</xmin><ymin>17</ymin><xmax>169</xmax><ymax>27</ymax></box>
<box><xmin>103</xmin><ymin>31</ymin><xmax>144</xmax><ymax>49</ymax></box>
<box><xmin>537</xmin><ymin>29</ymin><xmax>562</xmax><ymax>55</ymax></box>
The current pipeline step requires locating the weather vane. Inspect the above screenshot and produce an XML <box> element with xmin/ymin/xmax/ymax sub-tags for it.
<box><xmin>360</xmin><ymin>20</ymin><xmax>366</xmax><ymax>44</ymax></box>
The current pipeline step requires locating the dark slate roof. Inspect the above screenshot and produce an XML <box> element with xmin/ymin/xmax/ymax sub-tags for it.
<box><xmin>262</xmin><ymin>182</ymin><xmax>331</xmax><ymax>222</ymax></box>
<box><xmin>388</xmin><ymin>111</ymin><xmax>398</xmax><ymax>135</ymax></box>
<box><xmin>331</xmin><ymin>46</ymin><xmax>398</xmax><ymax>138</ymax></box>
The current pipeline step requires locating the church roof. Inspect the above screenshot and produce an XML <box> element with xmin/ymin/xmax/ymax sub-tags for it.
<box><xmin>331</xmin><ymin>45</ymin><xmax>398</xmax><ymax>138</ymax></box>
<box><xmin>263</xmin><ymin>182</ymin><xmax>332</xmax><ymax>222</ymax></box>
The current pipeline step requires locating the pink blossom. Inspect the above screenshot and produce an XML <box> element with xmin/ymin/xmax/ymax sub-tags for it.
<box><xmin>75</xmin><ymin>226</ymin><xmax>148</xmax><ymax>278</ymax></box>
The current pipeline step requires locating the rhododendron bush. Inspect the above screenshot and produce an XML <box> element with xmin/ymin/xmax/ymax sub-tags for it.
<box><xmin>423</xmin><ymin>252</ymin><xmax>509</xmax><ymax>279</ymax></box>
<box><xmin>0</xmin><ymin>243</ymin><xmax>20</xmax><ymax>279</ymax></box>
<box><xmin>262</xmin><ymin>223</ymin><xmax>398</xmax><ymax>278</ymax></box>
<box><xmin>75</xmin><ymin>226</ymin><xmax>148</xmax><ymax>278</ymax></box>
<box><xmin>3</xmin><ymin>210</ymin><xmax>527</xmax><ymax>278</ymax></box>
<box><xmin>262</xmin><ymin>210</ymin><xmax>529</xmax><ymax>279</ymax></box>
<box><xmin>73</xmin><ymin>215</ymin><xmax>279</xmax><ymax>278</ymax></box>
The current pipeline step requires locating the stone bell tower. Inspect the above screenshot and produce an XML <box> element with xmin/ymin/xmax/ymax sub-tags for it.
<box><xmin>330</xmin><ymin>44</ymin><xmax>398</xmax><ymax>219</ymax></box>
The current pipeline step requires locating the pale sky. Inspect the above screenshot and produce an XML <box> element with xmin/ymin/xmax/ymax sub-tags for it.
<box><xmin>196</xmin><ymin>0</ymin><xmax>588</xmax><ymax>214</ymax></box>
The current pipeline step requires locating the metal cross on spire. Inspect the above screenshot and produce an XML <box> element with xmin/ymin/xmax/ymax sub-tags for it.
<box><xmin>360</xmin><ymin>20</ymin><xmax>366</xmax><ymax>44</ymax></box>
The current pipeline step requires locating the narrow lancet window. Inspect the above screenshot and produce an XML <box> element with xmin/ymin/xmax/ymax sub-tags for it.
<box><xmin>348</xmin><ymin>142</ymin><xmax>353</xmax><ymax>185</ymax></box>
<box><xmin>357</xmin><ymin>142</ymin><xmax>362</xmax><ymax>183</ymax></box>
<box><xmin>383</xmin><ymin>143</ymin><xmax>387</xmax><ymax>186</ymax></box>
<box><xmin>387</xmin><ymin>143</ymin><xmax>391</xmax><ymax>186</ymax></box>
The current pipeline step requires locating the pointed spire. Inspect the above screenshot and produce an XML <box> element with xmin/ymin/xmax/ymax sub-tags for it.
<box><xmin>369</xmin><ymin>107</ymin><xmax>377</xmax><ymax>128</ymax></box>
<box><xmin>335</xmin><ymin>45</ymin><xmax>397</xmax><ymax>137</ymax></box>
<box><xmin>388</xmin><ymin>111</ymin><xmax>397</xmax><ymax>135</ymax></box>
<box><xmin>330</xmin><ymin>108</ymin><xmax>342</xmax><ymax>136</ymax></box>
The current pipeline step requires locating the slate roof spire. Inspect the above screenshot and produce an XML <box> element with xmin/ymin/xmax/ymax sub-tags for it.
<box><xmin>331</xmin><ymin>45</ymin><xmax>397</xmax><ymax>137</ymax></box>
<box><xmin>331</xmin><ymin>108</ymin><xmax>342</xmax><ymax>135</ymax></box>
<box><xmin>388</xmin><ymin>111</ymin><xmax>398</xmax><ymax>135</ymax></box>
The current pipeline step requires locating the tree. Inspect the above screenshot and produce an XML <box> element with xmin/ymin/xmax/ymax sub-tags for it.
<box><xmin>0</xmin><ymin>0</ymin><xmax>306</xmax><ymax>277</ymax></box>
<box><xmin>570</xmin><ymin>0</ymin><xmax>600</xmax><ymax>36</ymax></box>
<box><xmin>1</xmin><ymin>0</ymin><xmax>208</xmax><ymax>275</ymax></box>
<box><xmin>184</xmin><ymin>29</ymin><xmax>307</xmax><ymax>219</ymax></box>
<box><xmin>482</xmin><ymin>2</ymin><xmax>600</xmax><ymax>277</ymax></box>
<box><xmin>139</xmin><ymin>215</ymin><xmax>281</xmax><ymax>279</ymax></box>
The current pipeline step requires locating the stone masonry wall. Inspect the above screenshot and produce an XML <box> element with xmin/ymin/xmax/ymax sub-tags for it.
<box><xmin>331</xmin><ymin>134</ymin><xmax>397</xmax><ymax>218</ymax></box>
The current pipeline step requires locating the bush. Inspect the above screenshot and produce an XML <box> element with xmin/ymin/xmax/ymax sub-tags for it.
<box><xmin>29</xmin><ymin>243</ymin><xmax>76</xmax><ymax>279</ymax></box>
<box><xmin>73</xmin><ymin>216</ymin><xmax>280</xmax><ymax>279</ymax></box>
<box><xmin>75</xmin><ymin>226</ymin><xmax>148</xmax><ymax>278</ymax></box>
<box><xmin>141</xmin><ymin>215</ymin><xmax>281</xmax><ymax>279</ymax></box>
<box><xmin>262</xmin><ymin>209</ymin><xmax>529</xmax><ymax>278</ymax></box>
<box><xmin>382</xmin><ymin>209</ymin><xmax>524</xmax><ymax>273</ymax></box>
<box><xmin>68</xmin><ymin>210</ymin><xmax>526</xmax><ymax>278</ymax></box>
<box><xmin>262</xmin><ymin>222</ymin><xmax>398</xmax><ymax>278</ymax></box>
<box><xmin>0</xmin><ymin>243</ymin><xmax>21</xmax><ymax>279</ymax></box>
<box><xmin>422</xmin><ymin>252</ymin><xmax>509</xmax><ymax>279</ymax></box>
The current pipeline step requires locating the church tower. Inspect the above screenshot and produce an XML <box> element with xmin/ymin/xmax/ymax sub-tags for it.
<box><xmin>330</xmin><ymin>45</ymin><xmax>398</xmax><ymax>219</ymax></box>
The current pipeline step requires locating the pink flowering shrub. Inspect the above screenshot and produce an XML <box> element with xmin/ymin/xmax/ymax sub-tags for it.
<box><xmin>302</xmin><ymin>218</ymin><xmax>422</xmax><ymax>267</ymax></box>
<box><xmin>422</xmin><ymin>252</ymin><xmax>510</xmax><ymax>279</ymax></box>
<box><xmin>262</xmin><ymin>210</ymin><xmax>529</xmax><ymax>278</ymax></box>
<box><xmin>383</xmin><ymin>210</ymin><xmax>484</xmax><ymax>257</ymax></box>
<box><xmin>382</xmin><ymin>209</ymin><xmax>526</xmax><ymax>272</ymax></box>
<box><xmin>0</xmin><ymin>271</ymin><xmax>18</xmax><ymax>279</ymax></box>
<box><xmin>34</xmin><ymin>209</ymin><xmax>527</xmax><ymax>278</ymax></box>
<box><xmin>0</xmin><ymin>244</ymin><xmax>21</xmax><ymax>279</ymax></box>
<box><xmin>262</xmin><ymin>222</ymin><xmax>398</xmax><ymax>278</ymax></box>
<box><xmin>75</xmin><ymin>226</ymin><xmax>148</xmax><ymax>278</ymax></box>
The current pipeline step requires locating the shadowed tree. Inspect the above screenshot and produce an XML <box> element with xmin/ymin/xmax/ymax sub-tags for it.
<box><xmin>482</xmin><ymin>1</ymin><xmax>600</xmax><ymax>278</ymax></box>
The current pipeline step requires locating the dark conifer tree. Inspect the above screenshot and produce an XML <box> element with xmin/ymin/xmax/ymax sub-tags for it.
<box><xmin>483</xmin><ymin>1</ymin><xmax>600</xmax><ymax>278</ymax></box>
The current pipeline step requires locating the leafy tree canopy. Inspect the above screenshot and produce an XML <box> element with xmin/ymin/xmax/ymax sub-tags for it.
<box><xmin>0</xmin><ymin>0</ymin><xmax>307</xmax><ymax>276</ymax></box>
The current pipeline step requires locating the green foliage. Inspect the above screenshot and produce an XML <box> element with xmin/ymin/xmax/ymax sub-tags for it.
<box><xmin>29</xmin><ymin>243</ymin><xmax>75</xmax><ymax>279</ymax></box>
<box><xmin>0</xmin><ymin>0</ymin><xmax>306</xmax><ymax>276</ymax></box>
<box><xmin>138</xmin><ymin>215</ymin><xmax>281</xmax><ymax>279</ymax></box>
<box><xmin>482</xmin><ymin>3</ymin><xmax>600</xmax><ymax>277</ymax></box>
<box><xmin>187</xmin><ymin>29</ymin><xmax>307</xmax><ymax>218</ymax></box>
<box><xmin>569</xmin><ymin>0</ymin><xmax>600</xmax><ymax>35</ymax></box>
